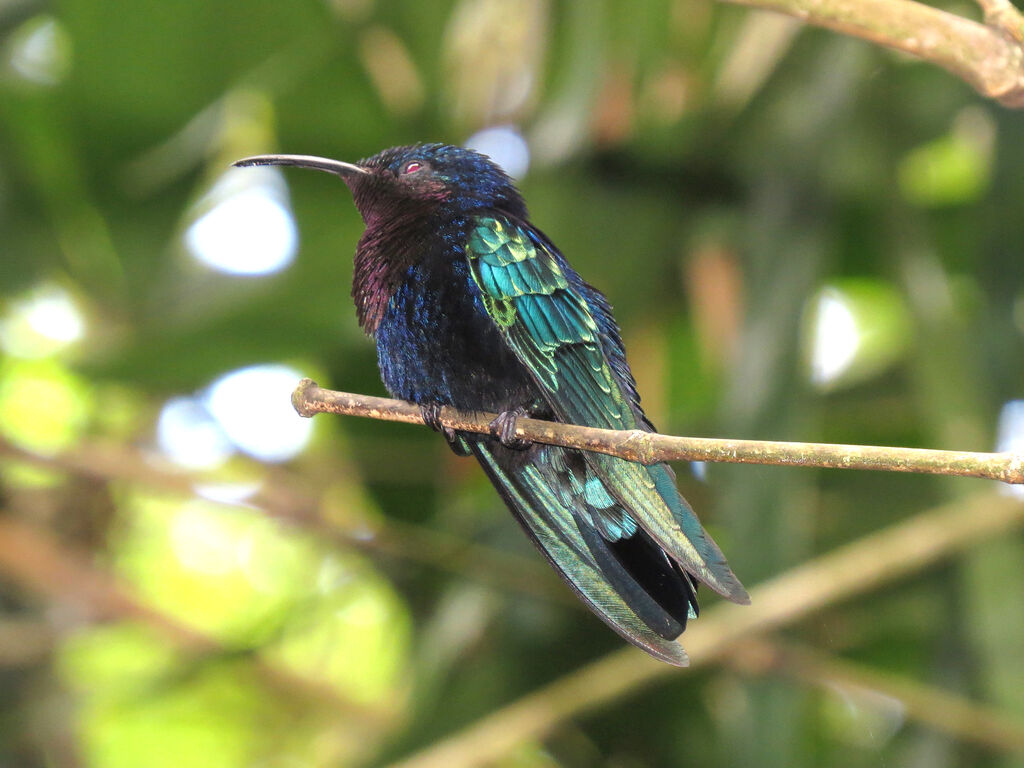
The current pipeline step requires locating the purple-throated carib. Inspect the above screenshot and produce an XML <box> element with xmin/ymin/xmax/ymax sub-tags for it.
<box><xmin>234</xmin><ymin>145</ymin><xmax>748</xmax><ymax>664</ymax></box>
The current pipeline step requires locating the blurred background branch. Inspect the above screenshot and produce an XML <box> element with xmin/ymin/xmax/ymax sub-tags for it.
<box><xmin>387</xmin><ymin>492</ymin><xmax>1024</xmax><ymax>768</ymax></box>
<box><xmin>729</xmin><ymin>637</ymin><xmax>1024</xmax><ymax>753</ymax></box>
<box><xmin>0</xmin><ymin>436</ymin><xmax>569</xmax><ymax>604</ymax></box>
<box><xmin>721</xmin><ymin>0</ymin><xmax>1024</xmax><ymax>105</ymax></box>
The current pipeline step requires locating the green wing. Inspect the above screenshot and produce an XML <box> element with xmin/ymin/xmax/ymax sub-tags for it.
<box><xmin>467</xmin><ymin>217</ymin><xmax>748</xmax><ymax>603</ymax></box>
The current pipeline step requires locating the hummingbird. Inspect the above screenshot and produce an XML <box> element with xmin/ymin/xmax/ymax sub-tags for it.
<box><xmin>234</xmin><ymin>144</ymin><xmax>748</xmax><ymax>664</ymax></box>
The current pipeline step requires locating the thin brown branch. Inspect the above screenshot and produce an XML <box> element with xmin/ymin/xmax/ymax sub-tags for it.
<box><xmin>292</xmin><ymin>380</ymin><xmax>1024</xmax><ymax>484</ymax></box>
<box><xmin>716</xmin><ymin>0</ymin><xmax>1024</xmax><ymax>107</ymax></box>
<box><xmin>386</xmin><ymin>492</ymin><xmax>1024</xmax><ymax>768</ymax></box>
<box><xmin>732</xmin><ymin>638</ymin><xmax>1024</xmax><ymax>753</ymax></box>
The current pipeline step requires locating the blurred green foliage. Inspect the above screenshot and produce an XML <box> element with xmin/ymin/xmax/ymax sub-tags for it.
<box><xmin>1</xmin><ymin>0</ymin><xmax>1023</xmax><ymax>766</ymax></box>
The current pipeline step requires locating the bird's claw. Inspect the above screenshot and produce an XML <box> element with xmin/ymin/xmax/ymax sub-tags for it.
<box><xmin>422</xmin><ymin>403</ymin><xmax>471</xmax><ymax>456</ymax></box>
<box><xmin>489</xmin><ymin>407</ymin><xmax>532</xmax><ymax>451</ymax></box>
<box><xmin>420</xmin><ymin>403</ymin><xmax>458</xmax><ymax>444</ymax></box>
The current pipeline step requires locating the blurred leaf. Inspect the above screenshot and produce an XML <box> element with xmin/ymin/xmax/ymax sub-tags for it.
<box><xmin>110</xmin><ymin>492</ymin><xmax>410</xmax><ymax>704</ymax></box>
<box><xmin>0</xmin><ymin>356</ymin><xmax>93</xmax><ymax>453</ymax></box>
<box><xmin>803</xmin><ymin>279</ymin><xmax>912</xmax><ymax>391</ymax></box>
<box><xmin>898</xmin><ymin>108</ymin><xmax>995</xmax><ymax>208</ymax></box>
<box><xmin>443</xmin><ymin>0</ymin><xmax>547</xmax><ymax>129</ymax></box>
<box><xmin>59</xmin><ymin>624</ymin><xmax>273</xmax><ymax>768</ymax></box>
<box><xmin>270</xmin><ymin>571</ymin><xmax>411</xmax><ymax>706</ymax></box>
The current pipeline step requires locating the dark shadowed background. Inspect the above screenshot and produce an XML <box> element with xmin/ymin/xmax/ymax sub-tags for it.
<box><xmin>1</xmin><ymin>0</ymin><xmax>1023</xmax><ymax>766</ymax></box>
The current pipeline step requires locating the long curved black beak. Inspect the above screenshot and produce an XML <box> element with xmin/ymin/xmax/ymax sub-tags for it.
<box><xmin>232</xmin><ymin>154</ymin><xmax>369</xmax><ymax>178</ymax></box>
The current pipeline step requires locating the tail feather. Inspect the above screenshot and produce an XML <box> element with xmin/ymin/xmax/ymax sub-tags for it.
<box><xmin>646</xmin><ymin>462</ymin><xmax>750</xmax><ymax>604</ymax></box>
<box><xmin>472</xmin><ymin>441</ymin><xmax>693</xmax><ymax>665</ymax></box>
<box><xmin>572</xmin><ymin>512</ymin><xmax>695</xmax><ymax>640</ymax></box>
<box><xmin>592</xmin><ymin>454</ymin><xmax>750</xmax><ymax>604</ymax></box>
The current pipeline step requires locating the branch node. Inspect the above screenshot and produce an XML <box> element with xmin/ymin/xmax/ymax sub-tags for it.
<box><xmin>620</xmin><ymin>430</ymin><xmax>657</xmax><ymax>465</ymax></box>
<box><xmin>291</xmin><ymin>378</ymin><xmax>320</xmax><ymax>418</ymax></box>
<box><xmin>979</xmin><ymin>0</ymin><xmax>1024</xmax><ymax>43</ymax></box>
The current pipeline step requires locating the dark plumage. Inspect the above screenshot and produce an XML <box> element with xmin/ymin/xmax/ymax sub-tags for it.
<box><xmin>234</xmin><ymin>144</ymin><xmax>749</xmax><ymax>664</ymax></box>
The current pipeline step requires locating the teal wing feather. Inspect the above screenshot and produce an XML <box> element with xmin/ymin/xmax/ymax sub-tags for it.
<box><xmin>472</xmin><ymin>441</ymin><xmax>691</xmax><ymax>665</ymax></box>
<box><xmin>466</xmin><ymin>217</ymin><xmax>748</xmax><ymax>603</ymax></box>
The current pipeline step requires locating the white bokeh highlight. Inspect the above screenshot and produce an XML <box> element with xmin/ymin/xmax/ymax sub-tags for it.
<box><xmin>465</xmin><ymin>125</ymin><xmax>531</xmax><ymax>179</ymax></box>
<box><xmin>204</xmin><ymin>364</ymin><xmax>313</xmax><ymax>462</ymax></box>
<box><xmin>810</xmin><ymin>288</ymin><xmax>860</xmax><ymax>387</ymax></box>
<box><xmin>170</xmin><ymin>502</ymin><xmax>241</xmax><ymax>575</ymax></box>
<box><xmin>8</xmin><ymin>16</ymin><xmax>71</xmax><ymax>86</ymax></box>
<box><xmin>996</xmin><ymin>400</ymin><xmax>1024</xmax><ymax>498</ymax></box>
<box><xmin>185</xmin><ymin>167</ymin><xmax>298</xmax><ymax>276</ymax></box>
<box><xmin>0</xmin><ymin>284</ymin><xmax>86</xmax><ymax>358</ymax></box>
<box><xmin>157</xmin><ymin>396</ymin><xmax>234</xmax><ymax>470</ymax></box>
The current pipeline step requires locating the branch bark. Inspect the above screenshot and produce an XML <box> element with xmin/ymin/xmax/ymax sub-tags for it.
<box><xmin>292</xmin><ymin>380</ymin><xmax>1024</xmax><ymax>484</ymax></box>
<box><xmin>717</xmin><ymin>0</ymin><xmax>1024</xmax><ymax>106</ymax></box>
<box><xmin>386</xmin><ymin>492</ymin><xmax>1024</xmax><ymax>768</ymax></box>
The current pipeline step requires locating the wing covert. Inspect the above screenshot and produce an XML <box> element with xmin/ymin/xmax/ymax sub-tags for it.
<box><xmin>467</xmin><ymin>218</ymin><xmax>631</xmax><ymax>429</ymax></box>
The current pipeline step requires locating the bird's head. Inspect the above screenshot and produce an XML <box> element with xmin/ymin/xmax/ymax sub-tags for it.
<box><xmin>233</xmin><ymin>143</ymin><xmax>526</xmax><ymax>225</ymax></box>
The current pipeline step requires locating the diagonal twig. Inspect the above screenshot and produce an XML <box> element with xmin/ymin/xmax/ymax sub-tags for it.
<box><xmin>974</xmin><ymin>0</ymin><xmax>1024</xmax><ymax>43</ymax></box>
<box><xmin>292</xmin><ymin>380</ymin><xmax>1024</xmax><ymax>484</ymax></box>
<box><xmin>385</xmin><ymin>492</ymin><xmax>1024</xmax><ymax>768</ymax></box>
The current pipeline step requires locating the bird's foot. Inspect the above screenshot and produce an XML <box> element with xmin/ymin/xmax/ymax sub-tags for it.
<box><xmin>420</xmin><ymin>403</ymin><xmax>458</xmax><ymax>444</ymax></box>
<box><xmin>489</xmin><ymin>407</ymin><xmax>531</xmax><ymax>451</ymax></box>
<box><xmin>421</xmin><ymin>403</ymin><xmax>470</xmax><ymax>455</ymax></box>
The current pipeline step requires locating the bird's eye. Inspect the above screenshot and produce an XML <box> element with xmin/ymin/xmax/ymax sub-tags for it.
<box><xmin>402</xmin><ymin>161</ymin><xmax>423</xmax><ymax>175</ymax></box>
